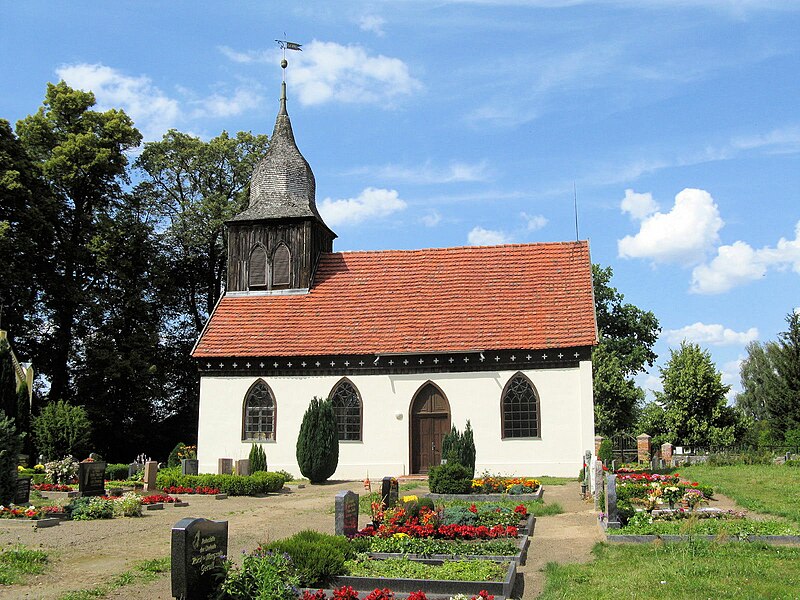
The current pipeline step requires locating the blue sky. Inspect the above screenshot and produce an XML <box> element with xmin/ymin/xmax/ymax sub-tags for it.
<box><xmin>2</xmin><ymin>1</ymin><xmax>799</xmax><ymax>402</ymax></box>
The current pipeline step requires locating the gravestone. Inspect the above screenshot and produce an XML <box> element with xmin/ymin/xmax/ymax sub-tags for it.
<box><xmin>15</xmin><ymin>477</ymin><xmax>31</xmax><ymax>504</ymax></box>
<box><xmin>218</xmin><ymin>458</ymin><xmax>233</xmax><ymax>475</ymax></box>
<box><xmin>128</xmin><ymin>462</ymin><xmax>142</xmax><ymax>479</ymax></box>
<box><xmin>593</xmin><ymin>460</ymin><xmax>604</xmax><ymax>510</ymax></box>
<box><xmin>235</xmin><ymin>459</ymin><xmax>250</xmax><ymax>476</ymax></box>
<box><xmin>171</xmin><ymin>517</ymin><xmax>228</xmax><ymax>600</ymax></box>
<box><xmin>381</xmin><ymin>476</ymin><xmax>399</xmax><ymax>508</ymax></box>
<box><xmin>605</xmin><ymin>474</ymin><xmax>621</xmax><ymax>529</ymax></box>
<box><xmin>335</xmin><ymin>490</ymin><xmax>359</xmax><ymax>536</ymax></box>
<box><xmin>181</xmin><ymin>459</ymin><xmax>199</xmax><ymax>476</ymax></box>
<box><xmin>78</xmin><ymin>461</ymin><xmax>107</xmax><ymax>497</ymax></box>
<box><xmin>143</xmin><ymin>460</ymin><xmax>159</xmax><ymax>492</ymax></box>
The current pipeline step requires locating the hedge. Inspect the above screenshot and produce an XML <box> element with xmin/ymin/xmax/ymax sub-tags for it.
<box><xmin>105</xmin><ymin>463</ymin><xmax>130</xmax><ymax>480</ymax></box>
<box><xmin>155</xmin><ymin>471</ymin><xmax>286</xmax><ymax>495</ymax></box>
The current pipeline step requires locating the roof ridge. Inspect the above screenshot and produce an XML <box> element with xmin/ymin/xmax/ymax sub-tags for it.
<box><xmin>331</xmin><ymin>240</ymin><xmax>588</xmax><ymax>256</ymax></box>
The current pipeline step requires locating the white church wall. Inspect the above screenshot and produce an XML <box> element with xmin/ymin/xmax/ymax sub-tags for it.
<box><xmin>197</xmin><ymin>363</ymin><xmax>593</xmax><ymax>479</ymax></box>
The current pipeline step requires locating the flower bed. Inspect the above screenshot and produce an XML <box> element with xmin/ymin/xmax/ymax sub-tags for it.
<box><xmin>0</xmin><ymin>504</ymin><xmax>60</xmax><ymax>528</ymax></box>
<box><xmin>32</xmin><ymin>483</ymin><xmax>74</xmax><ymax>492</ymax></box>
<box><xmin>141</xmin><ymin>493</ymin><xmax>180</xmax><ymax>505</ymax></box>
<box><xmin>302</xmin><ymin>589</ymin><xmax>496</xmax><ymax>600</ymax></box>
<box><xmin>366</xmin><ymin>534</ymin><xmax>530</xmax><ymax>566</ymax></box>
<box><xmin>162</xmin><ymin>485</ymin><xmax>220</xmax><ymax>495</ymax></box>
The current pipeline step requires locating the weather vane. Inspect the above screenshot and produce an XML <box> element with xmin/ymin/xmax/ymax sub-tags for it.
<box><xmin>275</xmin><ymin>38</ymin><xmax>302</xmax><ymax>80</ymax></box>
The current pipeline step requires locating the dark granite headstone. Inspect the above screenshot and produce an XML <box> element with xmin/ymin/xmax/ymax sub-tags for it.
<box><xmin>172</xmin><ymin>517</ymin><xmax>228</xmax><ymax>600</ymax></box>
<box><xmin>15</xmin><ymin>477</ymin><xmax>31</xmax><ymax>504</ymax></box>
<box><xmin>335</xmin><ymin>490</ymin><xmax>359</xmax><ymax>536</ymax></box>
<box><xmin>128</xmin><ymin>462</ymin><xmax>142</xmax><ymax>479</ymax></box>
<box><xmin>605</xmin><ymin>474</ymin><xmax>621</xmax><ymax>529</ymax></box>
<box><xmin>381</xmin><ymin>476</ymin><xmax>399</xmax><ymax>508</ymax></box>
<box><xmin>78</xmin><ymin>461</ymin><xmax>107</xmax><ymax>497</ymax></box>
<box><xmin>181</xmin><ymin>459</ymin><xmax>199</xmax><ymax>476</ymax></box>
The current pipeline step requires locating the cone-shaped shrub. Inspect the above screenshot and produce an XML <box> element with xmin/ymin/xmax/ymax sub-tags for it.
<box><xmin>249</xmin><ymin>443</ymin><xmax>268</xmax><ymax>473</ymax></box>
<box><xmin>296</xmin><ymin>397</ymin><xmax>339</xmax><ymax>484</ymax></box>
<box><xmin>0</xmin><ymin>410</ymin><xmax>21</xmax><ymax>505</ymax></box>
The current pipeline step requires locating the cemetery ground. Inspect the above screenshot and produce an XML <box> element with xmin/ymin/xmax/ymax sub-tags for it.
<box><xmin>2</xmin><ymin>466</ymin><xmax>800</xmax><ymax>599</ymax></box>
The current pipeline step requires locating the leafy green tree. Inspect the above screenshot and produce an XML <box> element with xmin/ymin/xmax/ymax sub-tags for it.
<box><xmin>32</xmin><ymin>400</ymin><xmax>92</xmax><ymax>460</ymax></box>
<box><xmin>15</xmin><ymin>82</ymin><xmax>141</xmax><ymax>403</ymax></box>
<box><xmin>592</xmin><ymin>264</ymin><xmax>659</xmax><ymax>435</ymax></box>
<box><xmin>656</xmin><ymin>342</ymin><xmax>739</xmax><ymax>448</ymax></box>
<box><xmin>637</xmin><ymin>401</ymin><xmax>668</xmax><ymax>447</ymax></box>
<box><xmin>736</xmin><ymin>341</ymin><xmax>775</xmax><ymax>423</ymax></box>
<box><xmin>0</xmin><ymin>411</ymin><xmax>21</xmax><ymax>504</ymax></box>
<box><xmin>296</xmin><ymin>397</ymin><xmax>339</xmax><ymax>484</ymax></box>
<box><xmin>0</xmin><ymin>339</ymin><xmax>16</xmax><ymax>419</ymax></box>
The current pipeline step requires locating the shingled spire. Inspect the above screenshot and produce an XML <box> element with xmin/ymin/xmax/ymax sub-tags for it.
<box><xmin>225</xmin><ymin>52</ymin><xmax>336</xmax><ymax>293</ymax></box>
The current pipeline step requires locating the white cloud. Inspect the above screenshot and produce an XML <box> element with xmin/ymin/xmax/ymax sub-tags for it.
<box><xmin>467</xmin><ymin>226</ymin><xmax>513</xmax><ymax>246</ymax></box>
<box><xmin>618</xmin><ymin>188</ymin><xmax>724</xmax><ymax>265</ymax></box>
<box><xmin>620</xmin><ymin>189</ymin><xmax>659</xmax><ymax>221</ymax></box>
<box><xmin>318</xmin><ymin>187</ymin><xmax>407</xmax><ymax>226</ymax></box>
<box><xmin>721</xmin><ymin>359</ymin><xmax>743</xmax><ymax>403</ymax></box>
<box><xmin>217</xmin><ymin>45</ymin><xmax>268</xmax><ymax>64</ymax></box>
<box><xmin>353</xmin><ymin>160</ymin><xmax>490</xmax><ymax>184</ymax></box>
<box><xmin>421</xmin><ymin>211</ymin><xmax>442</xmax><ymax>227</ymax></box>
<box><xmin>691</xmin><ymin>221</ymin><xmax>800</xmax><ymax>294</ymax></box>
<box><xmin>359</xmin><ymin>15</ymin><xmax>386</xmax><ymax>36</ymax></box>
<box><xmin>289</xmin><ymin>40</ymin><xmax>421</xmax><ymax>106</ymax></box>
<box><xmin>57</xmin><ymin>63</ymin><xmax>181</xmax><ymax>141</ymax></box>
<box><xmin>664</xmin><ymin>322</ymin><xmax>759</xmax><ymax>346</ymax></box>
<box><xmin>521</xmin><ymin>212</ymin><xmax>548</xmax><ymax>231</ymax></box>
<box><xmin>190</xmin><ymin>88</ymin><xmax>261</xmax><ymax>118</ymax></box>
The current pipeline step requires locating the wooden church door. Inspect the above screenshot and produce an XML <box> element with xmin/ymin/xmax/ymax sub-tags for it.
<box><xmin>410</xmin><ymin>383</ymin><xmax>451</xmax><ymax>474</ymax></box>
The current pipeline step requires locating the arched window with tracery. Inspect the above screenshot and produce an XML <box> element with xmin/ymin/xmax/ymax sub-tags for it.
<box><xmin>242</xmin><ymin>380</ymin><xmax>276</xmax><ymax>441</ymax></box>
<box><xmin>329</xmin><ymin>379</ymin><xmax>362</xmax><ymax>441</ymax></box>
<box><xmin>248</xmin><ymin>245</ymin><xmax>268</xmax><ymax>288</ymax></box>
<box><xmin>272</xmin><ymin>244</ymin><xmax>291</xmax><ymax>288</ymax></box>
<box><xmin>501</xmin><ymin>373</ymin><xmax>540</xmax><ymax>439</ymax></box>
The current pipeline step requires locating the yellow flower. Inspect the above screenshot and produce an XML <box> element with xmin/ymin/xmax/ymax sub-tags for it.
<box><xmin>402</xmin><ymin>495</ymin><xmax>418</xmax><ymax>503</ymax></box>
<box><xmin>392</xmin><ymin>532</ymin><xmax>409</xmax><ymax>539</ymax></box>
<box><xmin>17</xmin><ymin>466</ymin><xmax>24</xmax><ymax>472</ymax></box>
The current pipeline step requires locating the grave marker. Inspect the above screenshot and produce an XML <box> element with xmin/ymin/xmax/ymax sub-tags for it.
<box><xmin>335</xmin><ymin>490</ymin><xmax>359</xmax><ymax>536</ymax></box>
<box><xmin>128</xmin><ymin>462</ymin><xmax>141</xmax><ymax>479</ymax></box>
<box><xmin>15</xmin><ymin>476</ymin><xmax>31</xmax><ymax>504</ymax></box>
<box><xmin>143</xmin><ymin>460</ymin><xmax>159</xmax><ymax>492</ymax></box>
<box><xmin>605</xmin><ymin>474</ymin><xmax>621</xmax><ymax>529</ymax></box>
<box><xmin>78</xmin><ymin>461</ymin><xmax>107</xmax><ymax>497</ymax></box>
<box><xmin>381</xmin><ymin>476</ymin><xmax>399</xmax><ymax>508</ymax></box>
<box><xmin>218</xmin><ymin>458</ymin><xmax>233</xmax><ymax>475</ymax></box>
<box><xmin>235</xmin><ymin>459</ymin><xmax>250</xmax><ymax>476</ymax></box>
<box><xmin>181</xmin><ymin>459</ymin><xmax>199</xmax><ymax>476</ymax></box>
<box><xmin>593</xmin><ymin>460</ymin><xmax>604</xmax><ymax>510</ymax></box>
<box><xmin>172</xmin><ymin>517</ymin><xmax>228</xmax><ymax>600</ymax></box>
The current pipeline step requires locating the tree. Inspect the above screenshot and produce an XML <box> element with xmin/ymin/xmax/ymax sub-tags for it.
<box><xmin>737</xmin><ymin>311</ymin><xmax>800</xmax><ymax>440</ymax></box>
<box><xmin>656</xmin><ymin>342</ymin><xmax>739</xmax><ymax>448</ymax></box>
<box><xmin>0</xmin><ymin>339</ymin><xmax>16</xmax><ymax>419</ymax></box>
<box><xmin>249</xmin><ymin>444</ymin><xmax>268</xmax><ymax>473</ymax></box>
<box><xmin>15</xmin><ymin>82</ymin><xmax>141</xmax><ymax>403</ymax></box>
<box><xmin>295</xmin><ymin>397</ymin><xmax>339</xmax><ymax>484</ymax></box>
<box><xmin>592</xmin><ymin>264</ymin><xmax>660</xmax><ymax>435</ymax></box>
<box><xmin>32</xmin><ymin>400</ymin><xmax>92</xmax><ymax>460</ymax></box>
<box><xmin>0</xmin><ymin>411</ymin><xmax>21</xmax><ymax>504</ymax></box>
<box><xmin>16</xmin><ymin>381</ymin><xmax>32</xmax><ymax>460</ymax></box>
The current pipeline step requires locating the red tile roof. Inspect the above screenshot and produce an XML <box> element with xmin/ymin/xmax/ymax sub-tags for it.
<box><xmin>193</xmin><ymin>241</ymin><xmax>597</xmax><ymax>358</ymax></box>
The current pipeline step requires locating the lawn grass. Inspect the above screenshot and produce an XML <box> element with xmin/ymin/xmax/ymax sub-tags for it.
<box><xmin>540</xmin><ymin>541</ymin><xmax>800</xmax><ymax>600</ymax></box>
<box><xmin>672</xmin><ymin>464</ymin><xmax>800</xmax><ymax>524</ymax></box>
<box><xmin>57</xmin><ymin>557</ymin><xmax>170</xmax><ymax>600</ymax></box>
<box><xmin>0</xmin><ymin>544</ymin><xmax>48</xmax><ymax>585</ymax></box>
<box><xmin>536</xmin><ymin>475</ymin><xmax>573</xmax><ymax>486</ymax></box>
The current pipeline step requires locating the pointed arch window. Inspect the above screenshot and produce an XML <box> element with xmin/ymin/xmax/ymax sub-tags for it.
<box><xmin>272</xmin><ymin>244</ymin><xmax>291</xmax><ymax>288</ymax></box>
<box><xmin>242</xmin><ymin>380</ymin><xmax>276</xmax><ymax>441</ymax></box>
<box><xmin>249</xmin><ymin>245</ymin><xmax>268</xmax><ymax>289</ymax></box>
<box><xmin>501</xmin><ymin>373</ymin><xmax>540</xmax><ymax>439</ymax></box>
<box><xmin>329</xmin><ymin>379</ymin><xmax>362</xmax><ymax>441</ymax></box>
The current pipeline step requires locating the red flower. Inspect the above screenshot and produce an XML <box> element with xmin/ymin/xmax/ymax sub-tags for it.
<box><xmin>407</xmin><ymin>592</ymin><xmax>428</xmax><ymax>600</ymax></box>
<box><xmin>472</xmin><ymin>592</ymin><xmax>495</xmax><ymax>600</ymax></box>
<box><xmin>469</xmin><ymin>503</ymin><xmax>478</xmax><ymax>514</ymax></box>
<box><xmin>302</xmin><ymin>591</ymin><xmax>327</xmax><ymax>600</ymax></box>
<box><xmin>514</xmin><ymin>504</ymin><xmax>527</xmax><ymax>517</ymax></box>
<box><xmin>333</xmin><ymin>586</ymin><xmax>360</xmax><ymax>599</ymax></box>
<box><xmin>365</xmin><ymin>588</ymin><xmax>395</xmax><ymax>600</ymax></box>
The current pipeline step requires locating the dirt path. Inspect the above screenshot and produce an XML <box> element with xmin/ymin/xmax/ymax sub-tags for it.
<box><xmin>1</xmin><ymin>480</ymin><xmax>743</xmax><ymax>599</ymax></box>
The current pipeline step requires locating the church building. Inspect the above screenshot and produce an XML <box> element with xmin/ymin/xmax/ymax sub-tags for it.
<box><xmin>192</xmin><ymin>70</ymin><xmax>598</xmax><ymax>479</ymax></box>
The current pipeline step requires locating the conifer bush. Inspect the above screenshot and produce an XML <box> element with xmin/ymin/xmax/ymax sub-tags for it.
<box><xmin>248</xmin><ymin>444</ymin><xmax>268</xmax><ymax>473</ymax></box>
<box><xmin>295</xmin><ymin>397</ymin><xmax>339</xmax><ymax>484</ymax></box>
<box><xmin>167</xmin><ymin>442</ymin><xmax>186</xmax><ymax>468</ymax></box>
<box><xmin>0</xmin><ymin>411</ymin><xmax>22</xmax><ymax>505</ymax></box>
<box><xmin>441</xmin><ymin>421</ymin><xmax>477</xmax><ymax>478</ymax></box>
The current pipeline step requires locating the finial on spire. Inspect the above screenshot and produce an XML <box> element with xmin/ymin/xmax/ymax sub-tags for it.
<box><xmin>275</xmin><ymin>38</ymin><xmax>302</xmax><ymax>113</ymax></box>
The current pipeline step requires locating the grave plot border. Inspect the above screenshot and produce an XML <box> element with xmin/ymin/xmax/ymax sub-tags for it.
<box><xmin>0</xmin><ymin>517</ymin><xmax>60</xmax><ymax>529</ymax></box>
<box><xmin>331</xmin><ymin>558</ymin><xmax>516</xmax><ymax>599</ymax></box>
<box><xmin>37</xmin><ymin>490</ymin><xmax>79</xmax><ymax>500</ymax></box>
<box><xmin>368</xmin><ymin>533</ymin><xmax>530</xmax><ymax>565</ymax></box>
<box><xmin>598</xmin><ymin>516</ymin><xmax>800</xmax><ymax>545</ymax></box>
<box><xmin>425</xmin><ymin>486</ymin><xmax>544</xmax><ymax>502</ymax></box>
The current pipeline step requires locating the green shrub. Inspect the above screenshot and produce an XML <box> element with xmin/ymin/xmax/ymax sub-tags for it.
<box><xmin>32</xmin><ymin>400</ymin><xmax>91</xmax><ymax>460</ymax></box>
<box><xmin>418</xmin><ymin>497</ymin><xmax>435</xmax><ymax>511</ymax></box>
<box><xmin>113</xmin><ymin>492</ymin><xmax>142</xmax><ymax>517</ymax></box>
<box><xmin>249</xmin><ymin>444</ymin><xmax>268</xmax><ymax>473</ymax></box>
<box><xmin>442</xmin><ymin>506</ymin><xmax>478</xmax><ymax>525</ymax></box>
<box><xmin>598</xmin><ymin>438</ymin><xmax>613</xmax><ymax>464</ymax></box>
<box><xmin>265</xmin><ymin>530</ymin><xmax>351</xmax><ymax>587</ymax></box>
<box><xmin>428</xmin><ymin>462</ymin><xmax>472</xmax><ymax>494</ymax></box>
<box><xmin>295</xmin><ymin>397</ymin><xmax>339</xmax><ymax>484</ymax></box>
<box><xmin>441</xmin><ymin>421</ymin><xmax>477</xmax><ymax>478</ymax></box>
<box><xmin>220</xmin><ymin>546</ymin><xmax>299</xmax><ymax>600</ymax></box>
<box><xmin>0</xmin><ymin>411</ymin><xmax>21</xmax><ymax>505</ymax></box>
<box><xmin>275</xmin><ymin>469</ymin><xmax>294</xmax><ymax>482</ymax></box>
<box><xmin>155</xmin><ymin>471</ymin><xmax>285</xmax><ymax>495</ymax></box>
<box><xmin>167</xmin><ymin>442</ymin><xmax>186</xmax><ymax>468</ymax></box>
<box><xmin>67</xmin><ymin>496</ymin><xmax>115</xmax><ymax>520</ymax></box>
<box><xmin>105</xmin><ymin>463</ymin><xmax>130</xmax><ymax>480</ymax></box>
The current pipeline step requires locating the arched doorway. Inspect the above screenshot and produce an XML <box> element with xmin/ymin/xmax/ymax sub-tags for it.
<box><xmin>409</xmin><ymin>382</ymin><xmax>451</xmax><ymax>474</ymax></box>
